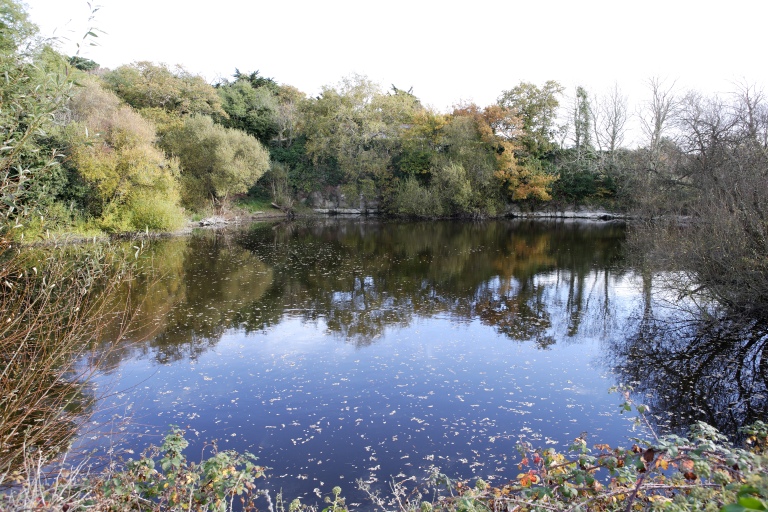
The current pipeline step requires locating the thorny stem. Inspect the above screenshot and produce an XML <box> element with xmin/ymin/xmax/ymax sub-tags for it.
<box><xmin>624</xmin><ymin>470</ymin><xmax>648</xmax><ymax>512</ymax></box>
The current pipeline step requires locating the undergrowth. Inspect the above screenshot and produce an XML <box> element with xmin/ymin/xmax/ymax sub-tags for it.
<box><xmin>1</xmin><ymin>387</ymin><xmax>767</xmax><ymax>511</ymax></box>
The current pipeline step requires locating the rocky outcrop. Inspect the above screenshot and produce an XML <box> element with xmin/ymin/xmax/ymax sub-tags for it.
<box><xmin>312</xmin><ymin>208</ymin><xmax>371</xmax><ymax>215</ymax></box>
<box><xmin>504</xmin><ymin>204</ymin><xmax>631</xmax><ymax>220</ymax></box>
<box><xmin>305</xmin><ymin>186</ymin><xmax>629</xmax><ymax>219</ymax></box>
<box><xmin>308</xmin><ymin>186</ymin><xmax>378</xmax><ymax>215</ymax></box>
<box><xmin>198</xmin><ymin>216</ymin><xmax>230</xmax><ymax>226</ymax></box>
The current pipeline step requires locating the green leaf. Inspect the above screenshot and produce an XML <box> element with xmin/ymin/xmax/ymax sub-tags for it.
<box><xmin>737</xmin><ymin>496</ymin><xmax>768</xmax><ymax>510</ymax></box>
<box><xmin>721</xmin><ymin>505</ymin><xmax>748</xmax><ymax>512</ymax></box>
<box><xmin>739</xmin><ymin>487</ymin><xmax>763</xmax><ymax>497</ymax></box>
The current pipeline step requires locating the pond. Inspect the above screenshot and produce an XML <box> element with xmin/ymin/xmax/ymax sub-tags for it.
<box><xmin>73</xmin><ymin>218</ymin><xmax>750</xmax><ymax>504</ymax></box>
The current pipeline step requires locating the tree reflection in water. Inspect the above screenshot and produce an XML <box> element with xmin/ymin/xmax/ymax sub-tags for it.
<box><xmin>69</xmin><ymin>218</ymin><xmax>768</xmax><ymax>501</ymax></box>
<box><xmin>610</xmin><ymin>287</ymin><xmax>768</xmax><ymax>440</ymax></box>
<box><xmin>248</xmin><ymin>219</ymin><xmax>628</xmax><ymax>347</ymax></box>
<box><xmin>93</xmin><ymin>218</ymin><xmax>628</xmax><ymax>357</ymax></box>
<box><xmin>94</xmin><ymin>215</ymin><xmax>766</xmax><ymax>443</ymax></box>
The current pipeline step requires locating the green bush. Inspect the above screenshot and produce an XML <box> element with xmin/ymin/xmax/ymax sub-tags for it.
<box><xmin>93</xmin><ymin>428</ymin><xmax>265</xmax><ymax>511</ymax></box>
<box><xmin>433</xmin><ymin>162</ymin><xmax>472</xmax><ymax>215</ymax></box>
<box><xmin>2</xmin><ymin>428</ymin><xmax>267</xmax><ymax>511</ymax></box>
<box><xmin>161</xmin><ymin>115</ymin><xmax>270</xmax><ymax>211</ymax></box>
<box><xmin>60</xmin><ymin>79</ymin><xmax>186</xmax><ymax>232</ymax></box>
<box><xmin>126</xmin><ymin>190</ymin><xmax>186</xmax><ymax>231</ymax></box>
<box><xmin>390</xmin><ymin>177</ymin><xmax>444</xmax><ymax>217</ymax></box>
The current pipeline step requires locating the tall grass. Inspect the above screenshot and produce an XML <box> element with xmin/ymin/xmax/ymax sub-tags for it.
<box><xmin>0</xmin><ymin>243</ymin><xmax>133</xmax><ymax>480</ymax></box>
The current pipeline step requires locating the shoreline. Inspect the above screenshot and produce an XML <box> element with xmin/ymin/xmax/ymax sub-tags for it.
<box><xmin>310</xmin><ymin>206</ymin><xmax>632</xmax><ymax>221</ymax></box>
<box><xmin>21</xmin><ymin>206</ymin><xmax>638</xmax><ymax>247</ymax></box>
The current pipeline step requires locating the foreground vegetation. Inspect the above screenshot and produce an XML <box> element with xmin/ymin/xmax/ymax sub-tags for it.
<box><xmin>2</xmin><ymin>396</ymin><xmax>767</xmax><ymax>511</ymax></box>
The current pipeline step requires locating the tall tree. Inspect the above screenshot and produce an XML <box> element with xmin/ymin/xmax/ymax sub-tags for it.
<box><xmin>216</xmin><ymin>70</ymin><xmax>286</xmax><ymax>146</ymax></box>
<box><xmin>231</xmin><ymin>69</ymin><xmax>280</xmax><ymax>94</ymax></box>
<box><xmin>274</xmin><ymin>85</ymin><xmax>304</xmax><ymax>148</ymax></box>
<box><xmin>733</xmin><ymin>81</ymin><xmax>768</xmax><ymax>146</ymax></box>
<box><xmin>571</xmin><ymin>86</ymin><xmax>592</xmax><ymax>160</ymax></box>
<box><xmin>217</xmin><ymin>79</ymin><xmax>279</xmax><ymax>145</ymax></box>
<box><xmin>639</xmin><ymin>77</ymin><xmax>678</xmax><ymax>172</ymax></box>
<box><xmin>394</xmin><ymin>108</ymin><xmax>448</xmax><ymax>182</ymax></box>
<box><xmin>591</xmin><ymin>83</ymin><xmax>629</xmax><ymax>162</ymax></box>
<box><xmin>498</xmin><ymin>80</ymin><xmax>565</xmax><ymax>162</ymax></box>
<box><xmin>451</xmin><ymin>103</ymin><xmax>553</xmax><ymax>203</ymax></box>
<box><xmin>301</xmin><ymin>75</ymin><xmax>409</xmax><ymax>185</ymax></box>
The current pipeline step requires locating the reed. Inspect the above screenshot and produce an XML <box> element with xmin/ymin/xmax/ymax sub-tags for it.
<box><xmin>0</xmin><ymin>242</ymin><xmax>133</xmax><ymax>481</ymax></box>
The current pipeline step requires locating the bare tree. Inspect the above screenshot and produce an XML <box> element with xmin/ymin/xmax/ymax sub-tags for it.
<box><xmin>639</xmin><ymin>77</ymin><xmax>679</xmax><ymax>172</ymax></box>
<box><xmin>732</xmin><ymin>80</ymin><xmax>768</xmax><ymax>147</ymax></box>
<box><xmin>591</xmin><ymin>83</ymin><xmax>630</xmax><ymax>163</ymax></box>
<box><xmin>675</xmin><ymin>90</ymin><xmax>735</xmax><ymax>166</ymax></box>
<box><xmin>636</xmin><ymin>84</ymin><xmax>768</xmax><ymax>317</ymax></box>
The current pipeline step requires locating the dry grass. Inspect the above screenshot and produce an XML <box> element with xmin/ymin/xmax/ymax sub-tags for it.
<box><xmin>0</xmin><ymin>240</ymin><xmax>133</xmax><ymax>481</ymax></box>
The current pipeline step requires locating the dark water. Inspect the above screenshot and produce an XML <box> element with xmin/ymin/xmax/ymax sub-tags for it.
<box><xmin>74</xmin><ymin>219</ymin><xmax>666</xmax><ymax>502</ymax></box>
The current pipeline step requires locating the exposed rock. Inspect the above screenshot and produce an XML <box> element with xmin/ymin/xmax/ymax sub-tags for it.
<box><xmin>504</xmin><ymin>204</ymin><xmax>630</xmax><ymax>220</ymax></box>
<box><xmin>307</xmin><ymin>186</ymin><xmax>379</xmax><ymax>212</ymax></box>
<box><xmin>313</xmin><ymin>208</ymin><xmax>369</xmax><ymax>215</ymax></box>
<box><xmin>199</xmin><ymin>216</ymin><xmax>229</xmax><ymax>226</ymax></box>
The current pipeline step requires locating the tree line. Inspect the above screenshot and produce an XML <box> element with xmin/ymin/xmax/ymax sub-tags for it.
<box><xmin>1</xmin><ymin>0</ymin><xmax>764</xmax><ymax>236</ymax></box>
<box><xmin>3</xmin><ymin>0</ymin><xmax>767</xmax><ymax>317</ymax></box>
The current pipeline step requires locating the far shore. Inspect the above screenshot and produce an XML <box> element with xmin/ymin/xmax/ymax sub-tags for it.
<box><xmin>20</xmin><ymin>204</ymin><xmax>646</xmax><ymax>248</ymax></box>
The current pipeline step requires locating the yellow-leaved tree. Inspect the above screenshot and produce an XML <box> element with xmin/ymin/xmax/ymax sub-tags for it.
<box><xmin>63</xmin><ymin>79</ymin><xmax>185</xmax><ymax>232</ymax></box>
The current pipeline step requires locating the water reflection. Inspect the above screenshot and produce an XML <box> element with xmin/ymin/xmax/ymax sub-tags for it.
<box><xmin>238</xmin><ymin>219</ymin><xmax>629</xmax><ymax>351</ymax></box>
<box><xmin>611</xmin><ymin>300</ymin><xmax>768</xmax><ymax>440</ymax></box>
<box><xmin>78</xmin><ymin>219</ymin><xmax>646</xmax><ymax>503</ymax></box>
<box><xmin>100</xmin><ymin>219</ymin><xmax>629</xmax><ymax>357</ymax></box>
<box><xmin>113</xmin><ymin>218</ymin><xmax>768</xmax><ymax>444</ymax></box>
<box><xmin>95</xmin><ymin>233</ymin><xmax>274</xmax><ymax>369</ymax></box>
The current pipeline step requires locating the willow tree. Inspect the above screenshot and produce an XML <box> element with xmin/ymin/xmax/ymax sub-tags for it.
<box><xmin>161</xmin><ymin>115</ymin><xmax>270</xmax><ymax>210</ymax></box>
<box><xmin>0</xmin><ymin>5</ymin><xmax>82</xmax><ymax>235</ymax></box>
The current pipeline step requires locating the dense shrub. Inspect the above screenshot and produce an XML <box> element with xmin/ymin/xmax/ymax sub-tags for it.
<box><xmin>390</xmin><ymin>177</ymin><xmax>445</xmax><ymax>217</ymax></box>
<box><xmin>101</xmin><ymin>61</ymin><xmax>227</xmax><ymax>118</ymax></box>
<box><xmin>161</xmin><ymin>114</ymin><xmax>270</xmax><ymax>210</ymax></box>
<box><xmin>61</xmin><ymin>80</ymin><xmax>185</xmax><ymax>232</ymax></box>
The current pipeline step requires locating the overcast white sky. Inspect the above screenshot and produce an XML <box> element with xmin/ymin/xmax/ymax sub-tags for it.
<box><xmin>26</xmin><ymin>0</ymin><xmax>767</xmax><ymax>122</ymax></box>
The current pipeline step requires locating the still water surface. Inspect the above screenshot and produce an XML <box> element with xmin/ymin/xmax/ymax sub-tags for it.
<box><xmin>80</xmin><ymin>219</ymin><xmax>651</xmax><ymax>502</ymax></box>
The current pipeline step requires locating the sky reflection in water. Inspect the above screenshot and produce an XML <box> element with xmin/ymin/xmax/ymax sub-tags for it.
<box><xmin>81</xmin><ymin>219</ymin><xmax>645</xmax><ymax>503</ymax></box>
